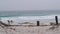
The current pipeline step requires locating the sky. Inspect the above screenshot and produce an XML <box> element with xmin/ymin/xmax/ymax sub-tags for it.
<box><xmin>0</xmin><ymin>0</ymin><xmax>60</xmax><ymax>11</ymax></box>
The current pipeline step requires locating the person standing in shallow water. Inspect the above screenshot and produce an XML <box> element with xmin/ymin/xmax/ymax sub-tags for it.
<box><xmin>11</xmin><ymin>20</ymin><xmax>13</xmax><ymax>24</ymax></box>
<box><xmin>7</xmin><ymin>20</ymin><xmax>13</xmax><ymax>25</ymax></box>
<box><xmin>7</xmin><ymin>20</ymin><xmax>10</xmax><ymax>25</ymax></box>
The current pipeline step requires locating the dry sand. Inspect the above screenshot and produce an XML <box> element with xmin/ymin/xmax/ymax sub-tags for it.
<box><xmin>0</xmin><ymin>24</ymin><xmax>60</xmax><ymax>34</ymax></box>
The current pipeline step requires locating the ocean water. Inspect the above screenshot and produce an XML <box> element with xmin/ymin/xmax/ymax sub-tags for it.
<box><xmin>0</xmin><ymin>10</ymin><xmax>60</xmax><ymax>24</ymax></box>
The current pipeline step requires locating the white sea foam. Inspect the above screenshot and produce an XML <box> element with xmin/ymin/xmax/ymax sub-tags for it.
<box><xmin>1</xmin><ymin>15</ymin><xmax>60</xmax><ymax>24</ymax></box>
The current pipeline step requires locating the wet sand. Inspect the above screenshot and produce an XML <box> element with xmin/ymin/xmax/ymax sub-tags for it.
<box><xmin>0</xmin><ymin>24</ymin><xmax>60</xmax><ymax>34</ymax></box>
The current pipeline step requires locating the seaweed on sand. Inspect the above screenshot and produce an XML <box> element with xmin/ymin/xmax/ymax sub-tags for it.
<box><xmin>0</xmin><ymin>21</ymin><xmax>16</xmax><ymax>31</ymax></box>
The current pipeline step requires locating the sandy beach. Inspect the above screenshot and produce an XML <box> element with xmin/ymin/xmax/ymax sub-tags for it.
<box><xmin>0</xmin><ymin>23</ymin><xmax>60</xmax><ymax>34</ymax></box>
